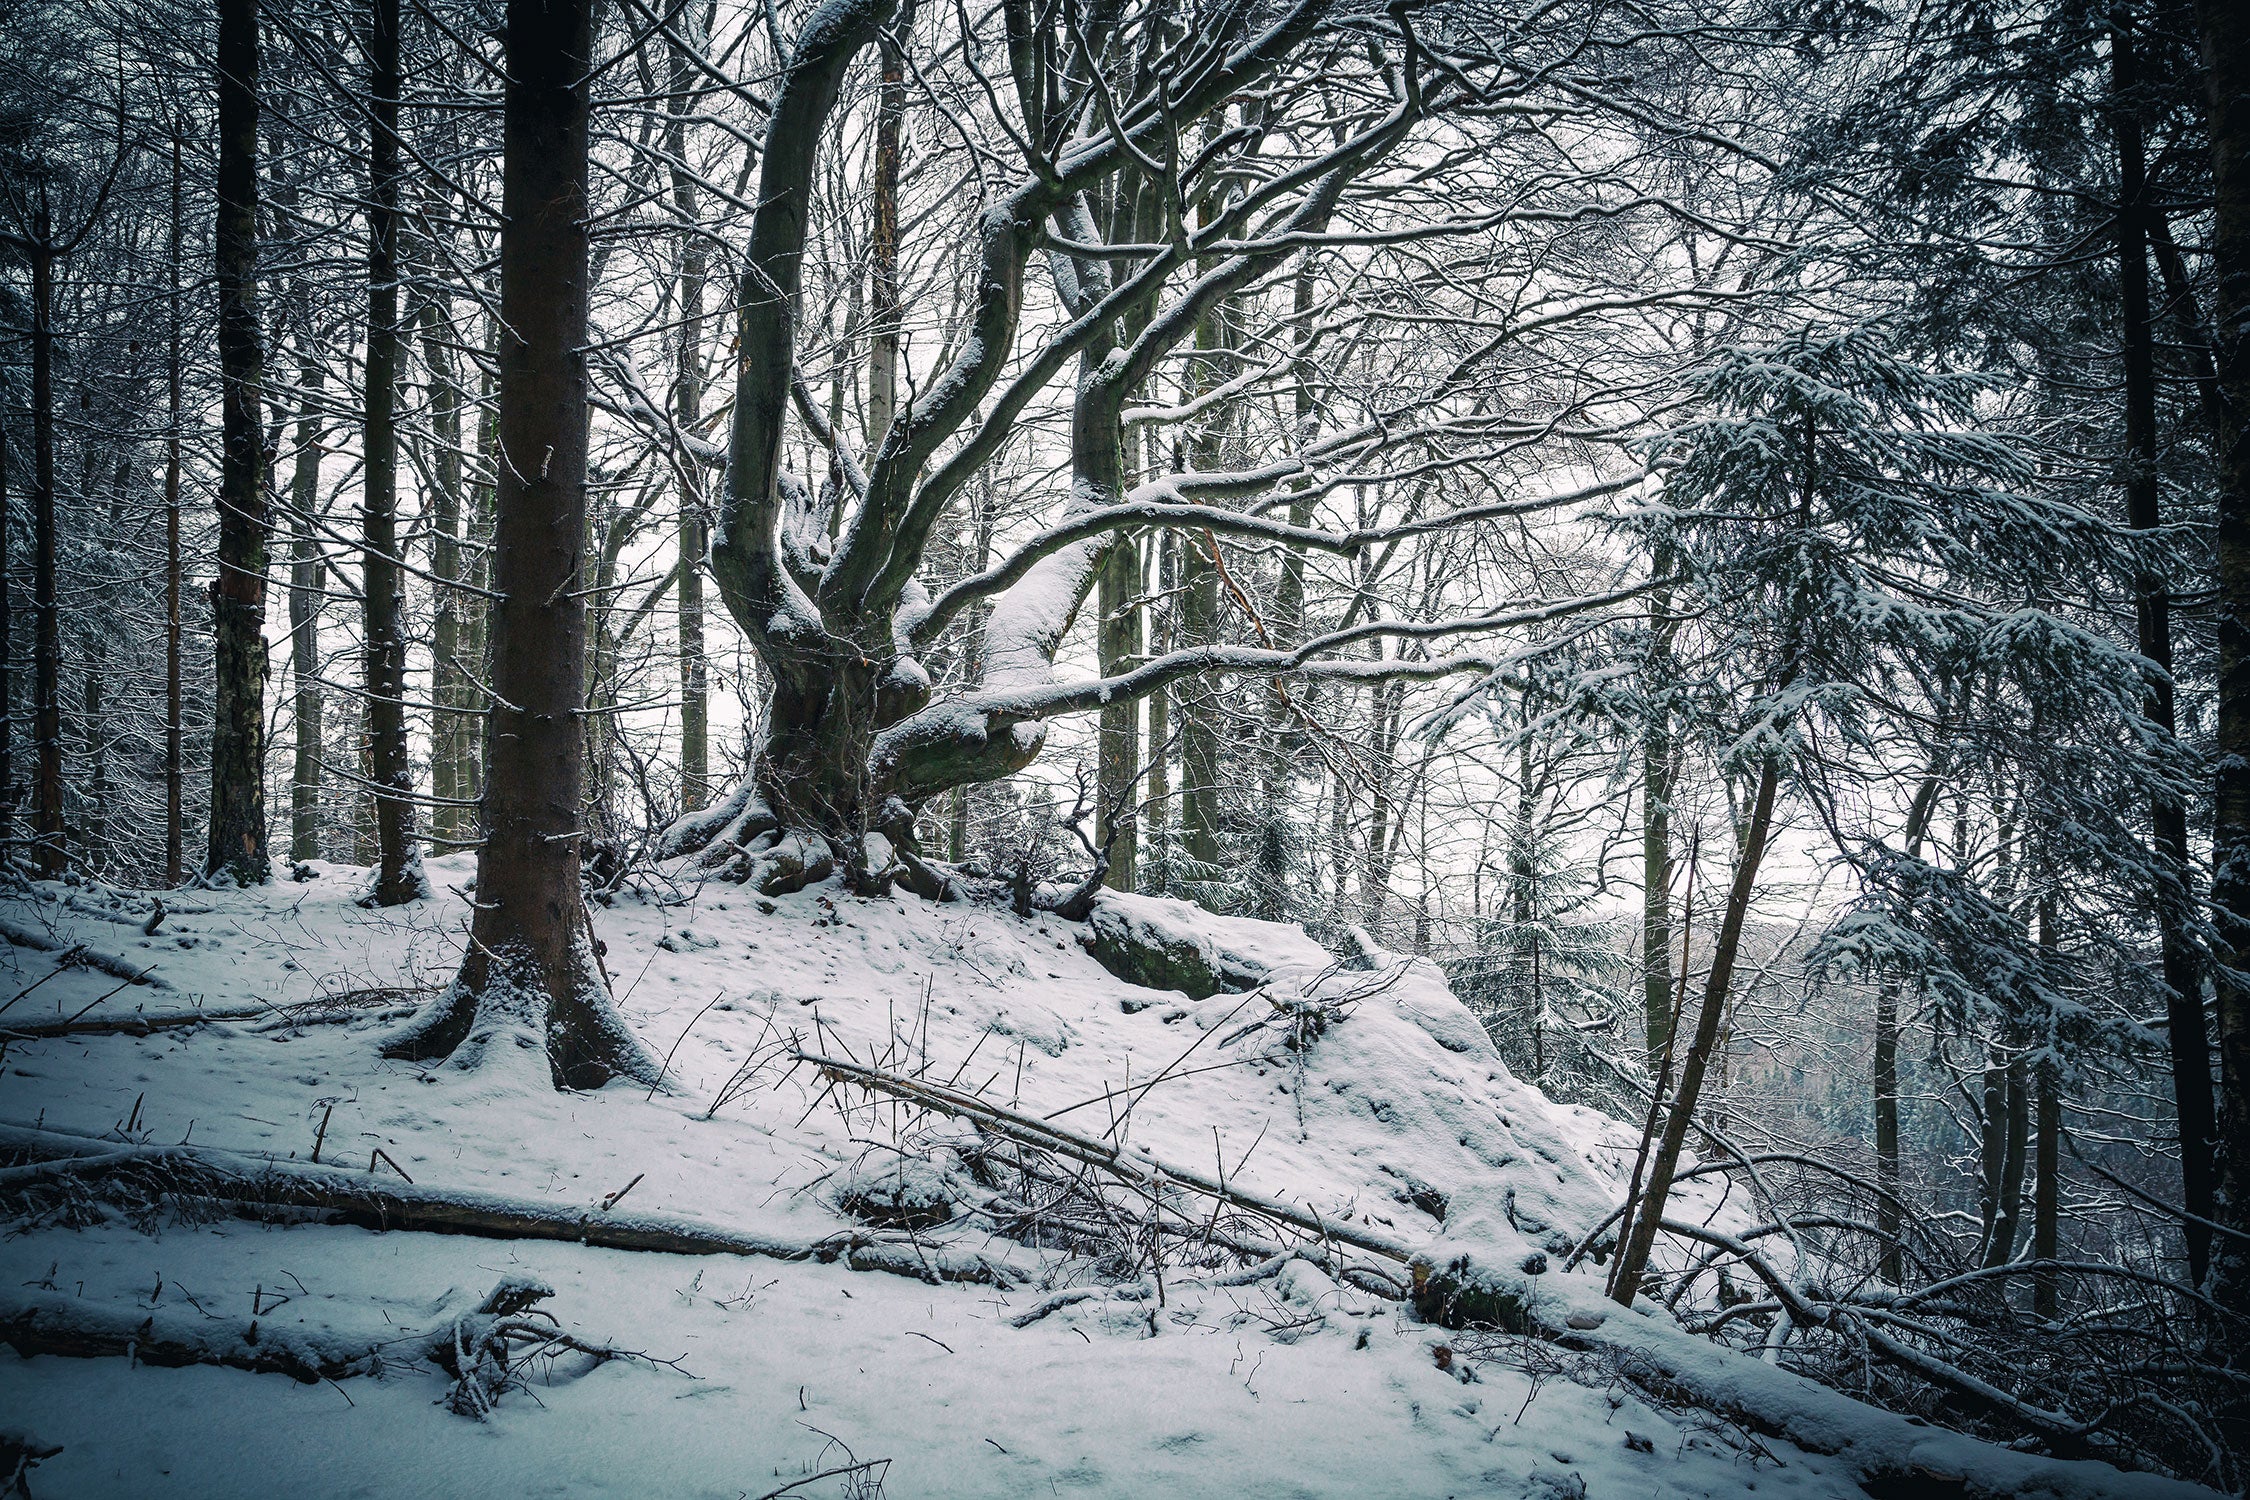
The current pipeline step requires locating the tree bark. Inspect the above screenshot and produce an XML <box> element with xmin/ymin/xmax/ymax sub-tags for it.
<box><xmin>1985</xmin><ymin>1044</ymin><xmax>2031</xmax><ymax>1269</ymax></box>
<box><xmin>208</xmin><ymin>0</ymin><xmax>271</xmax><ymax>886</ymax></box>
<box><xmin>419</xmin><ymin>295</ymin><xmax>471</xmax><ymax>848</ymax></box>
<box><xmin>1144</xmin><ymin>525</ymin><xmax>1172</xmax><ymax>892</ymax></box>
<box><xmin>2191</xmin><ymin>0</ymin><xmax>2250</xmax><ymax>1312</ymax></box>
<box><xmin>2114</xmin><ymin>16</ymin><xmax>2215</xmax><ymax>1290</ymax></box>
<box><xmin>1096</xmin><ymin>536</ymin><xmax>1141</xmax><ymax>889</ymax></box>
<box><xmin>0</xmin><ymin>408</ymin><xmax>11</xmax><ymax>856</ymax></box>
<box><xmin>165</xmin><ymin>133</ymin><xmax>186</xmax><ymax>887</ymax></box>
<box><xmin>287</xmin><ymin>351</ymin><xmax>326</xmax><ymax>865</ymax></box>
<box><xmin>28</xmin><ymin>221</ymin><xmax>63</xmax><ymax>878</ymax></box>
<box><xmin>2034</xmin><ymin>899</ymin><xmax>2062</xmax><ymax>1317</ymax></box>
<box><xmin>664</xmin><ymin>8</ymin><xmax>710</xmax><ymax>815</ymax></box>
<box><xmin>361</xmin><ymin>0</ymin><xmax>419</xmax><ymax>903</ymax></box>
<box><xmin>381</xmin><ymin>0</ymin><xmax>658</xmax><ymax>1089</ymax></box>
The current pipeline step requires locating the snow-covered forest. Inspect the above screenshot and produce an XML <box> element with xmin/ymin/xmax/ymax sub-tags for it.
<box><xmin>0</xmin><ymin>0</ymin><xmax>2247</xmax><ymax>1492</ymax></box>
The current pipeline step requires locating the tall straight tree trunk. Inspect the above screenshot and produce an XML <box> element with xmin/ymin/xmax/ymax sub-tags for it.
<box><xmin>28</xmin><ymin>219</ymin><xmax>63</xmax><ymax>878</ymax></box>
<box><xmin>1985</xmin><ymin>1041</ymin><xmax>2032</xmax><ymax>1268</ymax></box>
<box><xmin>1178</xmin><ymin>202</ymin><xmax>1231</xmax><ymax>892</ymax></box>
<box><xmin>2195</xmin><ymin>0</ymin><xmax>2250</xmax><ymax>1312</ymax></box>
<box><xmin>1609</xmin><ymin>756</ymin><xmax>1781</xmax><ymax>1306</ymax></box>
<box><xmin>665</xmin><ymin>11</ymin><xmax>710</xmax><ymax>814</ymax></box>
<box><xmin>2115</xmin><ymin>17</ymin><xmax>2216</xmax><ymax>1289</ymax></box>
<box><xmin>1144</xmin><ymin>524</ymin><xmax>1172</xmax><ymax>893</ymax></box>
<box><xmin>383</xmin><ymin>0</ymin><xmax>657</xmax><ymax>1089</ymax></box>
<box><xmin>0</xmin><ymin>408</ymin><xmax>11</xmax><ymax>854</ymax></box>
<box><xmin>208</xmin><ymin>0</ymin><xmax>271</xmax><ymax>885</ymax></box>
<box><xmin>462</xmin><ymin>330</ymin><xmax>498</xmax><ymax>806</ymax></box>
<box><xmin>2034</xmin><ymin>897</ymin><xmax>2062</xmax><ymax>1317</ymax></box>
<box><xmin>287</xmin><ymin>356</ymin><xmax>326</xmax><ymax>864</ymax></box>
<box><xmin>165</xmin><ymin>134</ymin><xmax>186</xmax><ymax>886</ymax></box>
<box><xmin>1096</xmin><ymin>536</ymin><xmax>1141</xmax><ymax>889</ymax></box>
<box><xmin>361</xmin><ymin>0</ymin><xmax>419</xmax><ymax>903</ymax></box>
<box><xmin>418</xmin><ymin>296</ymin><xmax>470</xmax><ymax>847</ymax></box>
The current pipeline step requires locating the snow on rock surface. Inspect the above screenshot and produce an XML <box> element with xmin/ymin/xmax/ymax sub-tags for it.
<box><xmin>0</xmin><ymin>862</ymin><xmax>2214</xmax><ymax>1499</ymax></box>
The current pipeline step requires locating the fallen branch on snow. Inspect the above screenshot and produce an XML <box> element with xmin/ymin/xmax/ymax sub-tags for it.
<box><xmin>0</xmin><ymin>1123</ymin><xmax>1025</xmax><ymax>1288</ymax></box>
<box><xmin>0</xmin><ymin>1274</ymin><xmax>670</xmax><ymax>1418</ymax></box>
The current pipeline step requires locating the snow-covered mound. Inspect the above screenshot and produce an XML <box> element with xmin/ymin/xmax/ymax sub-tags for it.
<box><xmin>0</xmin><ymin>863</ymin><xmax>2210</xmax><ymax>1499</ymax></box>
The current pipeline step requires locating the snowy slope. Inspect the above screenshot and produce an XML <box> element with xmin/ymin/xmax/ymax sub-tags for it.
<box><xmin>0</xmin><ymin>861</ymin><xmax>2213</xmax><ymax>1499</ymax></box>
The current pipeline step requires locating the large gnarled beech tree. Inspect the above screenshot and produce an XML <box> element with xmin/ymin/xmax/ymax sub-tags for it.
<box><xmin>384</xmin><ymin>0</ymin><xmax>658</xmax><ymax>1088</ymax></box>
<box><xmin>666</xmin><ymin>0</ymin><xmax>1647</xmax><ymax>896</ymax></box>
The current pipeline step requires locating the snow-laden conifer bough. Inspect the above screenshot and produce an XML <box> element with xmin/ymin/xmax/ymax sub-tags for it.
<box><xmin>0</xmin><ymin>863</ymin><xmax>2226</xmax><ymax>1498</ymax></box>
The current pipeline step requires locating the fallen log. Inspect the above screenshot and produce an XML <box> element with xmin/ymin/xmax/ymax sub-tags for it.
<box><xmin>791</xmin><ymin>1054</ymin><xmax>2212</xmax><ymax>1500</ymax></box>
<box><xmin>0</xmin><ymin>1123</ymin><xmax>1024</xmax><ymax>1287</ymax></box>
<box><xmin>1</xmin><ymin>987</ymin><xmax>429</xmax><ymax>1042</ymax></box>
<box><xmin>2</xmin><ymin>1275</ymin><xmax>659</xmax><ymax>1419</ymax></box>
<box><xmin>0</xmin><ymin>916</ymin><xmax>171</xmax><ymax>990</ymax></box>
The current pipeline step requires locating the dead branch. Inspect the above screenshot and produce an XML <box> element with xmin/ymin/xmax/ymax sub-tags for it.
<box><xmin>0</xmin><ymin>1123</ymin><xmax>1023</xmax><ymax>1287</ymax></box>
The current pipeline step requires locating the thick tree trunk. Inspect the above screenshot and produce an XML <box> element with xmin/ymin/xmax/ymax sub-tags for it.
<box><xmin>208</xmin><ymin>0</ymin><xmax>271</xmax><ymax>886</ymax></box>
<box><xmin>2114</xmin><ymin>18</ymin><xmax>2216</xmax><ymax>1290</ymax></box>
<box><xmin>1608</xmin><ymin>756</ymin><xmax>1780</xmax><ymax>1307</ymax></box>
<box><xmin>382</xmin><ymin>0</ymin><xmax>656</xmax><ymax>1090</ymax></box>
<box><xmin>2192</xmin><ymin>0</ymin><xmax>2250</xmax><ymax>1312</ymax></box>
<box><xmin>287</xmin><ymin>354</ymin><xmax>326</xmax><ymax>864</ymax></box>
<box><xmin>29</xmin><ymin>227</ymin><xmax>63</xmax><ymax>878</ymax></box>
<box><xmin>362</xmin><ymin>0</ymin><xmax>420</xmax><ymax>903</ymax></box>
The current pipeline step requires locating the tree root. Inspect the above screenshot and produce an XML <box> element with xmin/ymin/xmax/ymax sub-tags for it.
<box><xmin>0</xmin><ymin>1123</ymin><xmax>1024</xmax><ymax>1288</ymax></box>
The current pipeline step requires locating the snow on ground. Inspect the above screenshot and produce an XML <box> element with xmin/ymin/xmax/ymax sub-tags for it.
<box><xmin>0</xmin><ymin>860</ymin><xmax>2210</xmax><ymax>1498</ymax></box>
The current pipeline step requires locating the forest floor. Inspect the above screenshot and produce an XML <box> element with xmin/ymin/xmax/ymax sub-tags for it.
<box><xmin>0</xmin><ymin>859</ymin><xmax>2215</xmax><ymax>1498</ymax></box>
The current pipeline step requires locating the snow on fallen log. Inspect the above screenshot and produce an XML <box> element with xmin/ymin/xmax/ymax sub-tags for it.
<box><xmin>791</xmin><ymin>1055</ymin><xmax>2212</xmax><ymax>1500</ymax></box>
<box><xmin>1</xmin><ymin>1274</ymin><xmax>675</xmax><ymax>1419</ymax></box>
<box><xmin>0</xmin><ymin>1122</ymin><xmax>1027</xmax><ymax>1288</ymax></box>
<box><xmin>0</xmin><ymin>915</ymin><xmax>172</xmax><ymax>990</ymax></box>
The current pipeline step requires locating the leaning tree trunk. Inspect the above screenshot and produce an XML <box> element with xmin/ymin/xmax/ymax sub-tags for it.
<box><xmin>208</xmin><ymin>0</ymin><xmax>271</xmax><ymax>886</ymax></box>
<box><xmin>381</xmin><ymin>0</ymin><xmax>658</xmax><ymax>1090</ymax></box>
<box><xmin>361</xmin><ymin>0</ymin><xmax>420</xmax><ymax>904</ymax></box>
<box><xmin>1609</xmin><ymin>755</ymin><xmax>1780</xmax><ymax>1307</ymax></box>
<box><xmin>2193</xmin><ymin>0</ymin><xmax>2250</xmax><ymax>1314</ymax></box>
